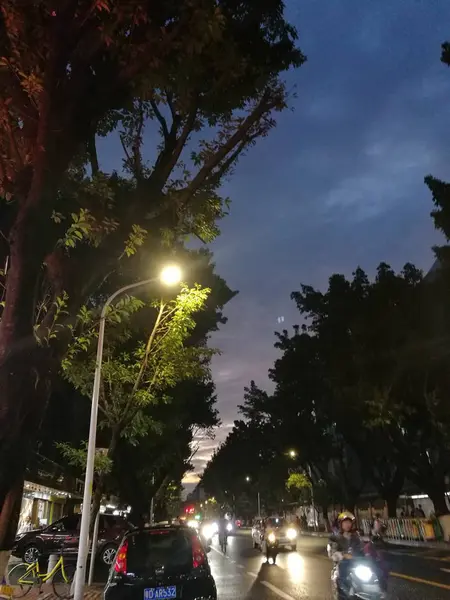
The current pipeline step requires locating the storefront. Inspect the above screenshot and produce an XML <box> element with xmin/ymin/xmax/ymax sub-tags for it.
<box><xmin>17</xmin><ymin>481</ymin><xmax>79</xmax><ymax>533</ymax></box>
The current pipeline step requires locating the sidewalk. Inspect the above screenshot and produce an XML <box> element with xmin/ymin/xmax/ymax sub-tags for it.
<box><xmin>9</xmin><ymin>584</ymin><xmax>103</xmax><ymax>600</ymax></box>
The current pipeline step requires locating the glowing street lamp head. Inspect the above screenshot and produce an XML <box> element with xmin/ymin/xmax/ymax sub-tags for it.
<box><xmin>246</xmin><ymin>476</ymin><xmax>251</xmax><ymax>482</ymax></box>
<box><xmin>289</xmin><ymin>450</ymin><xmax>297</xmax><ymax>458</ymax></box>
<box><xmin>160</xmin><ymin>264</ymin><xmax>182</xmax><ymax>286</ymax></box>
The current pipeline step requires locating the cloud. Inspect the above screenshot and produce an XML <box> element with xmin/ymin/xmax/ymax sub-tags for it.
<box><xmin>199</xmin><ymin>0</ymin><xmax>450</xmax><ymax>481</ymax></box>
<box><xmin>182</xmin><ymin>472</ymin><xmax>200</xmax><ymax>485</ymax></box>
<box><xmin>97</xmin><ymin>0</ymin><xmax>450</xmax><ymax>488</ymax></box>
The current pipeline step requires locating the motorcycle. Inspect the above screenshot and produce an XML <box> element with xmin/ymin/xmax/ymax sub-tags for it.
<box><xmin>264</xmin><ymin>530</ymin><xmax>279</xmax><ymax>564</ymax></box>
<box><xmin>330</xmin><ymin>552</ymin><xmax>387</xmax><ymax>600</ymax></box>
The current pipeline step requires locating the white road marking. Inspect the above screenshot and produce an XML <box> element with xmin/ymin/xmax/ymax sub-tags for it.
<box><xmin>246</xmin><ymin>571</ymin><xmax>258</xmax><ymax>578</ymax></box>
<box><xmin>210</xmin><ymin>546</ymin><xmax>224</xmax><ymax>557</ymax></box>
<box><xmin>261</xmin><ymin>581</ymin><xmax>296</xmax><ymax>600</ymax></box>
<box><xmin>440</xmin><ymin>568</ymin><xmax>450</xmax><ymax>573</ymax></box>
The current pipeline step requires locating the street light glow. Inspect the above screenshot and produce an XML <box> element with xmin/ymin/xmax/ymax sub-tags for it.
<box><xmin>289</xmin><ymin>450</ymin><xmax>297</xmax><ymax>458</ymax></box>
<box><xmin>160</xmin><ymin>264</ymin><xmax>182</xmax><ymax>286</ymax></box>
<box><xmin>246</xmin><ymin>476</ymin><xmax>251</xmax><ymax>482</ymax></box>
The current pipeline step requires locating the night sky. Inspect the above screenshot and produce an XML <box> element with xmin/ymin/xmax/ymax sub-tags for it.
<box><xmin>184</xmin><ymin>0</ymin><xmax>450</xmax><ymax>486</ymax></box>
<box><xmin>96</xmin><ymin>1</ymin><xmax>450</xmax><ymax>488</ymax></box>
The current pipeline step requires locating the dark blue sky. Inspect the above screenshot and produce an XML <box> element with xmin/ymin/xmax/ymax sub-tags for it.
<box><xmin>185</xmin><ymin>0</ymin><xmax>450</xmax><ymax>483</ymax></box>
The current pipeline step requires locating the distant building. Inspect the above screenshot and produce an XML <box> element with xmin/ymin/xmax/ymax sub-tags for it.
<box><xmin>186</xmin><ymin>483</ymin><xmax>206</xmax><ymax>503</ymax></box>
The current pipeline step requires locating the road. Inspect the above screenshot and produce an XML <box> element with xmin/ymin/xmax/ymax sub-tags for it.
<box><xmin>209</xmin><ymin>531</ymin><xmax>450</xmax><ymax>600</ymax></box>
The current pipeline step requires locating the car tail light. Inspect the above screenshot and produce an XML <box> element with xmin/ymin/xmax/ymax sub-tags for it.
<box><xmin>114</xmin><ymin>539</ymin><xmax>128</xmax><ymax>574</ymax></box>
<box><xmin>192</xmin><ymin>535</ymin><xmax>206</xmax><ymax>569</ymax></box>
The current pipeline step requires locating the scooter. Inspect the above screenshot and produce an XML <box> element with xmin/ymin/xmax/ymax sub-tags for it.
<box><xmin>264</xmin><ymin>531</ymin><xmax>279</xmax><ymax>564</ymax></box>
<box><xmin>331</xmin><ymin>554</ymin><xmax>387</xmax><ymax>600</ymax></box>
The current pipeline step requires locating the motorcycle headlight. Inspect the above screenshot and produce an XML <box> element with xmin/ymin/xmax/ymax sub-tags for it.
<box><xmin>353</xmin><ymin>565</ymin><xmax>373</xmax><ymax>582</ymax></box>
<box><xmin>286</xmin><ymin>528</ymin><xmax>297</xmax><ymax>540</ymax></box>
<box><xmin>268</xmin><ymin>532</ymin><xmax>276</xmax><ymax>543</ymax></box>
<box><xmin>226</xmin><ymin>523</ymin><xmax>233</xmax><ymax>532</ymax></box>
<box><xmin>187</xmin><ymin>520</ymin><xmax>199</xmax><ymax>529</ymax></box>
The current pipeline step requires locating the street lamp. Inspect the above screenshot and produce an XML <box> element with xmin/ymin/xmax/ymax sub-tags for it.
<box><xmin>160</xmin><ymin>264</ymin><xmax>182</xmax><ymax>286</ymax></box>
<box><xmin>288</xmin><ymin>450</ymin><xmax>297</xmax><ymax>459</ymax></box>
<box><xmin>73</xmin><ymin>265</ymin><xmax>182</xmax><ymax>600</ymax></box>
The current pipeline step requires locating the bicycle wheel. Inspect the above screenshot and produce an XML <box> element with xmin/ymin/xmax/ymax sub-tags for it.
<box><xmin>8</xmin><ymin>563</ymin><xmax>34</xmax><ymax>597</ymax></box>
<box><xmin>52</xmin><ymin>563</ymin><xmax>76</xmax><ymax>599</ymax></box>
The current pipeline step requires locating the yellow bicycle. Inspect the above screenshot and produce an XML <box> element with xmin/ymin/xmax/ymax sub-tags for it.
<box><xmin>8</xmin><ymin>549</ymin><xmax>75</xmax><ymax>599</ymax></box>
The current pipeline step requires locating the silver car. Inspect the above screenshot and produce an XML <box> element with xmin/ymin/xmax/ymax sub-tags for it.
<box><xmin>252</xmin><ymin>517</ymin><xmax>298</xmax><ymax>552</ymax></box>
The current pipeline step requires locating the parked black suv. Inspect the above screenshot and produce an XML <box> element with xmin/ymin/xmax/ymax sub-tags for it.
<box><xmin>104</xmin><ymin>524</ymin><xmax>217</xmax><ymax>600</ymax></box>
<box><xmin>13</xmin><ymin>514</ymin><xmax>132</xmax><ymax>565</ymax></box>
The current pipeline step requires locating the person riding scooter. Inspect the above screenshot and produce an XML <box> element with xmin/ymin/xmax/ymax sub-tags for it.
<box><xmin>328</xmin><ymin>512</ymin><xmax>387</xmax><ymax>598</ymax></box>
<box><xmin>328</xmin><ymin>512</ymin><xmax>364</xmax><ymax>587</ymax></box>
<box><xmin>261</xmin><ymin>519</ymin><xmax>279</xmax><ymax>564</ymax></box>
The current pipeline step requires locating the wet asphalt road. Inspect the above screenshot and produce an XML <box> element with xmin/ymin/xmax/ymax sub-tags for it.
<box><xmin>208</xmin><ymin>531</ymin><xmax>450</xmax><ymax>600</ymax></box>
<box><xmin>11</xmin><ymin>531</ymin><xmax>450</xmax><ymax>599</ymax></box>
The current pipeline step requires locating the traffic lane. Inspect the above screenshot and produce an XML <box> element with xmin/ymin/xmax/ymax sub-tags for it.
<box><xmin>293</xmin><ymin>535</ymin><xmax>450</xmax><ymax>589</ymax></box>
<box><xmin>209</xmin><ymin>534</ymin><xmax>334</xmax><ymax>599</ymax></box>
<box><xmin>296</xmin><ymin>535</ymin><xmax>450</xmax><ymax>594</ymax></box>
<box><xmin>381</xmin><ymin>547</ymin><xmax>450</xmax><ymax>593</ymax></box>
<box><xmin>213</xmin><ymin>531</ymin><xmax>450</xmax><ymax>600</ymax></box>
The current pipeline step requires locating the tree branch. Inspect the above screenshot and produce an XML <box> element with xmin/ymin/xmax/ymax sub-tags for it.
<box><xmin>205</xmin><ymin>131</ymin><xmax>260</xmax><ymax>190</ymax></box>
<box><xmin>150</xmin><ymin>100</ymin><xmax>169</xmax><ymax>141</ymax></box>
<box><xmin>87</xmin><ymin>133</ymin><xmax>99</xmax><ymax>175</ymax></box>
<box><xmin>148</xmin><ymin>99</ymin><xmax>197</xmax><ymax>191</ymax></box>
<box><xmin>183</xmin><ymin>89</ymin><xmax>276</xmax><ymax>198</ymax></box>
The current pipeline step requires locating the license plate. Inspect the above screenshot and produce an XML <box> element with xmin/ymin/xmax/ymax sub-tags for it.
<box><xmin>144</xmin><ymin>587</ymin><xmax>176</xmax><ymax>599</ymax></box>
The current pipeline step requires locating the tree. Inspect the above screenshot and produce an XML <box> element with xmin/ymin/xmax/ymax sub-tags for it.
<box><xmin>113</xmin><ymin>378</ymin><xmax>219</xmax><ymax>521</ymax></box>
<box><xmin>214</xmin><ymin>261</ymin><xmax>450</xmax><ymax>518</ymax></box>
<box><xmin>0</xmin><ymin>0</ymin><xmax>304</xmax><ymax>555</ymax></box>
<box><xmin>279</xmin><ymin>263</ymin><xmax>450</xmax><ymax>515</ymax></box>
<box><xmin>286</xmin><ymin>472</ymin><xmax>311</xmax><ymax>504</ymax></box>
<box><xmin>49</xmin><ymin>249</ymin><xmax>228</xmax><ymax>522</ymax></box>
<box><xmin>61</xmin><ymin>283</ymin><xmax>213</xmax><ymax>519</ymax></box>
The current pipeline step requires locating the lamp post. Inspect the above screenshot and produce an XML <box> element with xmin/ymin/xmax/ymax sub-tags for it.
<box><xmin>73</xmin><ymin>265</ymin><xmax>182</xmax><ymax>600</ymax></box>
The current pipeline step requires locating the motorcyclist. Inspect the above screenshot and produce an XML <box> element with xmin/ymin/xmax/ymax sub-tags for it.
<box><xmin>217</xmin><ymin>516</ymin><xmax>229</xmax><ymax>550</ymax></box>
<box><xmin>328</xmin><ymin>512</ymin><xmax>363</xmax><ymax>592</ymax></box>
<box><xmin>261</xmin><ymin>518</ymin><xmax>279</xmax><ymax>564</ymax></box>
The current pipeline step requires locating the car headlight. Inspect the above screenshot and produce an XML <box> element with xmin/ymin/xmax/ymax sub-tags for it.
<box><xmin>286</xmin><ymin>528</ymin><xmax>297</xmax><ymax>540</ymax></box>
<box><xmin>226</xmin><ymin>523</ymin><xmax>233</xmax><ymax>532</ymax></box>
<box><xmin>211</xmin><ymin>522</ymin><xmax>219</xmax><ymax>534</ymax></box>
<box><xmin>353</xmin><ymin>565</ymin><xmax>373</xmax><ymax>582</ymax></box>
<box><xmin>268</xmin><ymin>532</ymin><xmax>276</xmax><ymax>543</ymax></box>
<box><xmin>201</xmin><ymin>525</ymin><xmax>213</xmax><ymax>539</ymax></box>
<box><xmin>187</xmin><ymin>520</ymin><xmax>199</xmax><ymax>529</ymax></box>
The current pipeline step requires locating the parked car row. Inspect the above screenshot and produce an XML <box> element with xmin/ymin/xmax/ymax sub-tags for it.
<box><xmin>13</xmin><ymin>514</ymin><xmax>132</xmax><ymax>566</ymax></box>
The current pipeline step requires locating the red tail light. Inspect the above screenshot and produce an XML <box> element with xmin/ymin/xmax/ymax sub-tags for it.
<box><xmin>114</xmin><ymin>539</ymin><xmax>128</xmax><ymax>574</ymax></box>
<box><xmin>192</xmin><ymin>535</ymin><xmax>206</xmax><ymax>569</ymax></box>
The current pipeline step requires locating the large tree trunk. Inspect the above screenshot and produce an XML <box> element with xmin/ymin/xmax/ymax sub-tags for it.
<box><xmin>0</xmin><ymin>215</ymin><xmax>53</xmax><ymax>561</ymax></box>
<box><xmin>378</xmin><ymin>467</ymin><xmax>404</xmax><ymax>517</ymax></box>
<box><xmin>385</xmin><ymin>493</ymin><xmax>398</xmax><ymax>518</ymax></box>
<box><xmin>426</xmin><ymin>485</ymin><xmax>449</xmax><ymax>516</ymax></box>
